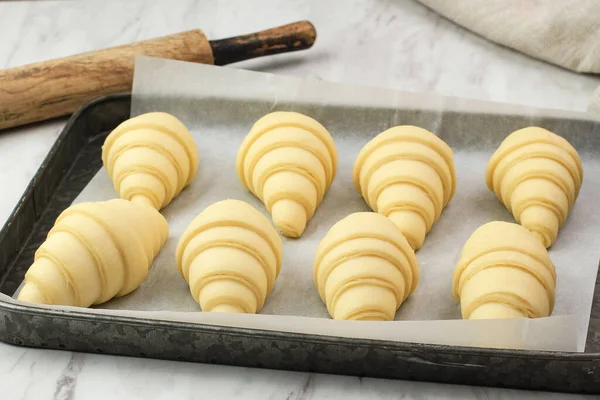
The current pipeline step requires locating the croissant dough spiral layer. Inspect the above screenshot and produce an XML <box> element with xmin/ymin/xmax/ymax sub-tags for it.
<box><xmin>453</xmin><ymin>221</ymin><xmax>556</xmax><ymax>320</ymax></box>
<box><xmin>353</xmin><ymin>126</ymin><xmax>456</xmax><ymax>250</ymax></box>
<box><xmin>486</xmin><ymin>127</ymin><xmax>583</xmax><ymax>247</ymax></box>
<box><xmin>17</xmin><ymin>199</ymin><xmax>169</xmax><ymax>307</ymax></box>
<box><xmin>102</xmin><ymin>112</ymin><xmax>199</xmax><ymax>210</ymax></box>
<box><xmin>176</xmin><ymin>199</ymin><xmax>283</xmax><ymax>314</ymax></box>
<box><xmin>236</xmin><ymin>112</ymin><xmax>338</xmax><ymax>238</ymax></box>
<box><xmin>314</xmin><ymin>212</ymin><xmax>419</xmax><ymax>321</ymax></box>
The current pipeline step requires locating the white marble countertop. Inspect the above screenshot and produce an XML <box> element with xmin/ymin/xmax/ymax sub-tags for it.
<box><xmin>1</xmin><ymin>1</ymin><xmax>599</xmax><ymax>399</ymax></box>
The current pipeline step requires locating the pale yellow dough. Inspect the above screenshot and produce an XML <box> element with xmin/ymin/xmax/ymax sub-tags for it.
<box><xmin>102</xmin><ymin>112</ymin><xmax>199</xmax><ymax>210</ymax></box>
<box><xmin>313</xmin><ymin>212</ymin><xmax>419</xmax><ymax>321</ymax></box>
<box><xmin>486</xmin><ymin>127</ymin><xmax>583</xmax><ymax>248</ymax></box>
<box><xmin>17</xmin><ymin>199</ymin><xmax>169</xmax><ymax>307</ymax></box>
<box><xmin>353</xmin><ymin>126</ymin><xmax>456</xmax><ymax>250</ymax></box>
<box><xmin>236</xmin><ymin>112</ymin><xmax>338</xmax><ymax>238</ymax></box>
<box><xmin>176</xmin><ymin>199</ymin><xmax>283</xmax><ymax>314</ymax></box>
<box><xmin>453</xmin><ymin>221</ymin><xmax>556</xmax><ymax>320</ymax></box>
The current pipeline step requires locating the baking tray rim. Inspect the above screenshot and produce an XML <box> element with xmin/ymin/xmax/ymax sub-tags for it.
<box><xmin>2</xmin><ymin>295</ymin><xmax>598</xmax><ymax>361</ymax></box>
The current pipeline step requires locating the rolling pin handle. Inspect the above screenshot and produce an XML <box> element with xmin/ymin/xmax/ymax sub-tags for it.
<box><xmin>211</xmin><ymin>20</ymin><xmax>316</xmax><ymax>66</ymax></box>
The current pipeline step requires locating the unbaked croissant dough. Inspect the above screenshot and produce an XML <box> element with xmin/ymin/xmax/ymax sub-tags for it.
<box><xmin>102</xmin><ymin>112</ymin><xmax>199</xmax><ymax>210</ymax></box>
<box><xmin>453</xmin><ymin>221</ymin><xmax>556</xmax><ymax>319</ymax></box>
<box><xmin>17</xmin><ymin>199</ymin><xmax>169</xmax><ymax>307</ymax></box>
<box><xmin>236</xmin><ymin>111</ymin><xmax>338</xmax><ymax>238</ymax></box>
<box><xmin>176</xmin><ymin>199</ymin><xmax>283</xmax><ymax>313</ymax></box>
<box><xmin>313</xmin><ymin>212</ymin><xmax>419</xmax><ymax>321</ymax></box>
<box><xmin>486</xmin><ymin>127</ymin><xmax>583</xmax><ymax>248</ymax></box>
<box><xmin>353</xmin><ymin>126</ymin><xmax>456</xmax><ymax>250</ymax></box>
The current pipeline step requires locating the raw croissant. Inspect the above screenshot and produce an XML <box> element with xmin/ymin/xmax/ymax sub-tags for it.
<box><xmin>17</xmin><ymin>199</ymin><xmax>169</xmax><ymax>307</ymax></box>
<box><xmin>236</xmin><ymin>111</ymin><xmax>338</xmax><ymax>238</ymax></box>
<box><xmin>313</xmin><ymin>212</ymin><xmax>419</xmax><ymax>321</ymax></box>
<box><xmin>486</xmin><ymin>127</ymin><xmax>583</xmax><ymax>248</ymax></box>
<box><xmin>176</xmin><ymin>199</ymin><xmax>282</xmax><ymax>313</ymax></box>
<box><xmin>353</xmin><ymin>125</ymin><xmax>456</xmax><ymax>250</ymax></box>
<box><xmin>102</xmin><ymin>112</ymin><xmax>199</xmax><ymax>210</ymax></box>
<box><xmin>453</xmin><ymin>221</ymin><xmax>556</xmax><ymax>319</ymax></box>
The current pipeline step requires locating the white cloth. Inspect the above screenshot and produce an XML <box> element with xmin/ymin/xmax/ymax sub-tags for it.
<box><xmin>416</xmin><ymin>0</ymin><xmax>600</xmax><ymax>111</ymax></box>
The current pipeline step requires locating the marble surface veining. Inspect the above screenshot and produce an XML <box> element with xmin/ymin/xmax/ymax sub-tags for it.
<box><xmin>1</xmin><ymin>1</ymin><xmax>599</xmax><ymax>399</ymax></box>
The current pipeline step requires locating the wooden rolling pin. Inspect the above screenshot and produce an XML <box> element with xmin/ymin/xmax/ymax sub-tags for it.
<box><xmin>0</xmin><ymin>21</ymin><xmax>316</xmax><ymax>131</ymax></box>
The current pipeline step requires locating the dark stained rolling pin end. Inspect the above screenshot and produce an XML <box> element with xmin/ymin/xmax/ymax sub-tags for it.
<box><xmin>211</xmin><ymin>20</ymin><xmax>317</xmax><ymax>66</ymax></box>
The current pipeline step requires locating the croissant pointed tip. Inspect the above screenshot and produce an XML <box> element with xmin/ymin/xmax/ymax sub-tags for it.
<box><xmin>274</xmin><ymin>219</ymin><xmax>306</xmax><ymax>238</ymax></box>
<box><xmin>210</xmin><ymin>303</ymin><xmax>246</xmax><ymax>313</ymax></box>
<box><xmin>334</xmin><ymin>306</ymin><xmax>393</xmax><ymax>321</ymax></box>
<box><xmin>469</xmin><ymin>302</ymin><xmax>528</xmax><ymax>319</ymax></box>
<box><xmin>530</xmin><ymin>230</ymin><xmax>551</xmax><ymax>248</ymax></box>
<box><xmin>17</xmin><ymin>283</ymin><xmax>48</xmax><ymax>305</ymax></box>
<box><xmin>271</xmin><ymin>200</ymin><xmax>307</xmax><ymax>238</ymax></box>
<box><xmin>331</xmin><ymin>284</ymin><xmax>397</xmax><ymax>321</ymax></box>
<box><xmin>131</xmin><ymin>194</ymin><xmax>159</xmax><ymax>210</ymax></box>
<box><xmin>352</xmin><ymin>314</ymin><xmax>389</xmax><ymax>321</ymax></box>
<box><xmin>519</xmin><ymin>205</ymin><xmax>558</xmax><ymax>248</ymax></box>
<box><xmin>387</xmin><ymin>211</ymin><xmax>426</xmax><ymax>251</ymax></box>
<box><xmin>408</xmin><ymin>240</ymin><xmax>421</xmax><ymax>251</ymax></box>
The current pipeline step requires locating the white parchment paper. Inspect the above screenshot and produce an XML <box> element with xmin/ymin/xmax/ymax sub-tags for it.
<box><xmin>11</xmin><ymin>56</ymin><xmax>600</xmax><ymax>352</ymax></box>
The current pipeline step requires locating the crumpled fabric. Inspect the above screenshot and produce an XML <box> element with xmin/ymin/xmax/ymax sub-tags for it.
<box><xmin>416</xmin><ymin>0</ymin><xmax>600</xmax><ymax>112</ymax></box>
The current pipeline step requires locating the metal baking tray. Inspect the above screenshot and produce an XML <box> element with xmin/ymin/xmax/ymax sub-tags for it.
<box><xmin>1</xmin><ymin>93</ymin><xmax>599</xmax><ymax>393</ymax></box>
